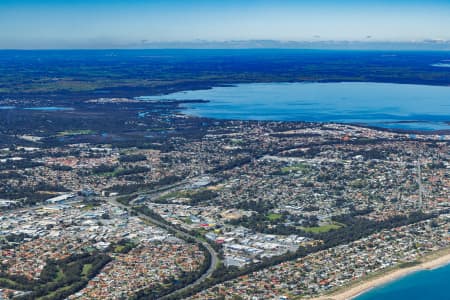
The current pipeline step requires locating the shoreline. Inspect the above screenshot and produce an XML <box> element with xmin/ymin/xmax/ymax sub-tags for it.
<box><xmin>311</xmin><ymin>249</ymin><xmax>450</xmax><ymax>300</ymax></box>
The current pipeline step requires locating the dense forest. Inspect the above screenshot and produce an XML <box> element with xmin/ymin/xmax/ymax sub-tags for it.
<box><xmin>1</xmin><ymin>50</ymin><xmax>450</xmax><ymax>103</ymax></box>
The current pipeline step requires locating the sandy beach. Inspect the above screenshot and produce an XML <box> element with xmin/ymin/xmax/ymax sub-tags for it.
<box><xmin>312</xmin><ymin>249</ymin><xmax>450</xmax><ymax>300</ymax></box>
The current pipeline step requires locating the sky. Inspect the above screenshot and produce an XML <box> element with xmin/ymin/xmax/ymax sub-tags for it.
<box><xmin>1</xmin><ymin>0</ymin><xmax>450</xmax><ymax>49</ymax></box>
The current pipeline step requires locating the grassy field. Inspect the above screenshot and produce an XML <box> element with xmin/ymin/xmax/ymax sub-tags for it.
<box><xmin>267</xmin><ymin>213</ymin><xmax>283</xmax><ymax>221</ymax></box>
<box><xmin>57</xmin><ymin>130</ymin><xmax>97</xmax><ymax>136</ymax></box>
<box><xmin>113</xmin><ymin>241</ymin><xmax>137</xmax><ymax>254</ymax></box>
<box><xmin>300</xmin><ymin>223</ymin><xmax>343</xmax><ymax>233</ymax></box>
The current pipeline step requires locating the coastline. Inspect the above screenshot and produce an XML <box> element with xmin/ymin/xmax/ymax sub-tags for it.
<box><xmin>311</xmin><ymin>248</ymin><xmax>450</xmax><ymax>300</ymax></box>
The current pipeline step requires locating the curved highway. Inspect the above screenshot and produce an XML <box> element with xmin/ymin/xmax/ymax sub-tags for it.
<box><xmin>109</xmin><ymin>197</ymin><xmax>219</xmax><ymax>300</ymax></box>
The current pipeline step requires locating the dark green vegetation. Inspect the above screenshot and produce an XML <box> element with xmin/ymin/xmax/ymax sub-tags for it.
<box><xmin>0</xmin><ymin>233</ymin><xmax>31</xmax><ymax>250</ymax></box>
<box><xmin>1</xmin><ymin>50</ymin><xmax>450</xmax><ymax>102</ymax></box>
<box><xmin>0</xmin><ymin>253</ymin><xmax>111</xmax><ymax>300</ymax></box>
<box><xmin>92</xmin><ymin>164</ymin><xmax>150</xmax><ymax>177</ymax></box>
<box><xmin>229</xmin><ymin>200</ymin><xmax>321</xmax><ymax>232</ymax></box>
<box><xmin>156</xmin><ymin>189</ymin><xmax>219</xmax><ymax>205</ymax></box>
<box><xmin>0</xmin><ymin>181</ymin><xmax>70</xmax><ymax>207</ymax></box>
<box><xmin>0</xmin><ymin>101</ymin><xmax>211</xmax><ymax>148</ymax></box>
<box><xmin>397</xmin><ymin>261</ymin><xmax>421</xmax><ymax>268</ymax></box>
<box><xmin>119</xmin><ymin>154</ymin><xmax>147</xmax><ymax>163</ymax></box>
<box><xmin>110</xmin><ymin>239</ymin><xmax>137</xmax><ymax>254</ymax></box>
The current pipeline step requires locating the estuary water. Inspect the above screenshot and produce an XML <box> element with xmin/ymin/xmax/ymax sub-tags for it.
<box><xmin>137</xmin><ymin>82</ymin><xmax>450</xmax><ymax>131</ymax></box>
<box><xmin>0</xmin><ymin>106</ymin><xmax>73</xmax><ymax>111</ymax></box>
<box><xmin>355</xmin><ymin>263</ymin><xmax>450</xmax><ymax>300</ymax></box>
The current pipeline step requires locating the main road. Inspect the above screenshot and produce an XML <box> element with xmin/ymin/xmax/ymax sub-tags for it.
<box><xmin>108</xmin><ymin>196</ymin><xmax>219</xmax><ymax>300</ymax></box>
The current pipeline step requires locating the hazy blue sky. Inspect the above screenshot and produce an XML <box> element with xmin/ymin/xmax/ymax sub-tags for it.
<box><xmin>1</xmin><ymin>0</ymin><xmax>450</xmax><ymax>49</ymax></box>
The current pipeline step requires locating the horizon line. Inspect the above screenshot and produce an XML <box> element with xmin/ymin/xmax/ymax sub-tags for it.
<box><xmin>2</xmin><ymin>39</ymin><xmax>450</xmax><ymax>51</ymax></box>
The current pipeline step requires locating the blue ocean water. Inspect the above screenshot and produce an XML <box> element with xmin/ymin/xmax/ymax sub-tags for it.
<box><xmin>355</xmin><ymin>263</ymin><xmax>450</xmax><ymax>300</ymax></box>
<box><xmin>137</xmin><ymin>82</ymin><xmax>450</xmax><ymax>131</ymax></box>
